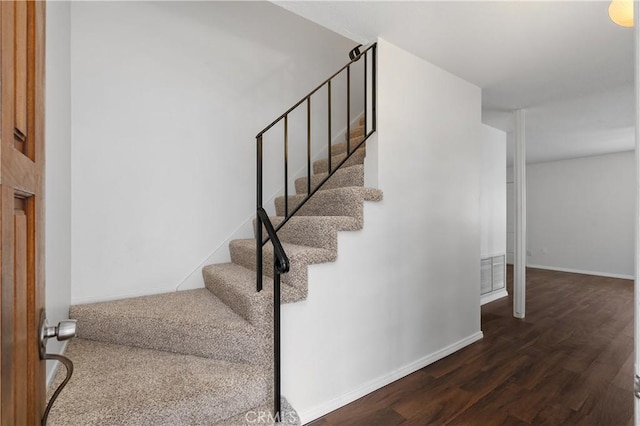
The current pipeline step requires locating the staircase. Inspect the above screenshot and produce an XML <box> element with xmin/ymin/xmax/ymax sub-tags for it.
<box><xmin>47</xmin><ymin>111</ymin><xmax>382</xmax><ymax>424</ymax></box>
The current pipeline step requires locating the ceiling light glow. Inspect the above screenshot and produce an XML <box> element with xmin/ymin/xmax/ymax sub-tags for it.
<box><xmin>609</xmin><ymin>0</ymin><xmax>634</xmax><ymax>28</ymax></box>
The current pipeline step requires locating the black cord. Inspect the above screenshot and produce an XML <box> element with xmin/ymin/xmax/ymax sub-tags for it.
<box><xmin>41</xmin><ymin>354</ymin><xmax>74</xmax><ymax>426</ymax></box>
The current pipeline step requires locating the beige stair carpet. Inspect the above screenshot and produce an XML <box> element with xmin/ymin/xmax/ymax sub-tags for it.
<box><xmin>71</xmin><ymin>289</ymin><xmax>266</xmax><ymax>364</ymax></box>
<box><xmin>48</xmin><ymin>118</ymin><xmax>381</xmax><ymax>424</ymax></box>
<box><xmin>47</xmin><ymin>339</ymin><xmax>300</xmax><ymax>426</ymax></box>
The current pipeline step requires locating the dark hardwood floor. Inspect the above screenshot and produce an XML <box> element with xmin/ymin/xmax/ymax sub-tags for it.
<box><xmin>310</xmin><ymin>267</ymin><xmax>634</xmax><ymax>425</ymax></box>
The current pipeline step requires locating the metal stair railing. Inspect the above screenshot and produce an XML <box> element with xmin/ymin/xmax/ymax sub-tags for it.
<box><xmin>255</xmin><ymin>42</ymin><xmax>377</xmax><ymax>422</ymax></box>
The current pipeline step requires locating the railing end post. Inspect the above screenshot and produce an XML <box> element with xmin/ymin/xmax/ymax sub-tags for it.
<box><xmin>274</xmin><ymin>265</ymin><xmax>282</xmax><ymax>423</ymax></box>
<box><xmin>256</xmin><ymin>212</ymin><xmax>263</xmax><ymax>292</ymax></box>
<box><xmin>256</xmin><ymin>134</ymin><xmax>264</xmax><ymax>293</ymax></box>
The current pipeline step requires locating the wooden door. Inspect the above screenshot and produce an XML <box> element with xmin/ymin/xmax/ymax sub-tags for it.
<box><xmin>0</xmin><ymin>1</ymin><xmax>46</xmax><ymax>424</ymax></box>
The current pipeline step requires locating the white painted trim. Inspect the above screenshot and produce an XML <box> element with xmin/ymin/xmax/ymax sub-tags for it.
<box><xmin>72</xmin><ymin>287</ymin><xmax>176</xmax><ymax>305</ymax></box>
<box><xmin>297</xmin><ymin>331</ymin><xmax>484</xmax><ymax>424</ymax></box>
<box><xmin>481</xmin><ymin>252</ymin><xmax>506</xmax><ymax>259</ymax></box>
<box><xmin>514</xmin><ymin>109</ymin><xmax>526</xmax><ymax>319</ymax></box>
<box><xmin>46</xmin><ymin>340</ymin><xmax>69</xmax><ymax>388</ymax></box>
<box><xmin>527</xmin><ymin>265</ymin><xmax>634</xmax><ymax>280</ymax></box>
<box><xmin>481</xmin><ymin>289</ymin><xmax>508</xmax><ymax>305</ymax></box>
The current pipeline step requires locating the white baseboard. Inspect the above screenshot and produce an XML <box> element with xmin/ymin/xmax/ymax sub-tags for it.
<box><xmin>481</xmin><ymin>289</ymin><xmax>508</xmax><ymax>305</ymax></box>
<box><xmin>526</xmin><ymin>264</ymin><xmax>634</xmax><ymax>280</ymax></box>
<box><xmin>71</xmin><ymin>286</ymin><xmax>177</xmax><ymax>305</ymax></box>
<box><xmin>481</xmin><ymin>252</ymin><xmax>506</xmax><ymax>259</ymax></box>
<box><xmin>298</xmin><ymin>331</ymin><xmax>484</xmax><ymax>424</ymax></box>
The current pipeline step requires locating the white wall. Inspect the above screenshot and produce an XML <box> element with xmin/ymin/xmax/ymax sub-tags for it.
<box><xmin>45</xmin><ymin>1</ymin><xmax>71</xmax><ymax>381</ymax></box>
<box><xmin>70</xmin><ymin>1</ymin><xmax>359</xmax><ymax>303</ymax></box>
<box><xmin>506</xmin><ymin>165</ymin><xmax>514</xmax><ymax>264</ymax></box>
<box><xmin>282</xmin><ymin>38</ymin><xmax>483</xmax><ymax>423</ymax></box>
<box><xmin>480</xmin><ymin>124</ymin><xmax>506</xmax><ymax>258</ymax></box>
<box><xmin>527</xmin><ymin>151</ymin><xmax>635</xmax><ymax>278</ymax></box>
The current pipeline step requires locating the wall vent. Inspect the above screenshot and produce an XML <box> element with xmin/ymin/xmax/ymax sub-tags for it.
<box><xmin>481</xmin><ymin>255</ymin><xmax>506</xmax><ymax>295</ymax></box>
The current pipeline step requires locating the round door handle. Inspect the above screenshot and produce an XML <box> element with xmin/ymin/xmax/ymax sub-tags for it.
<box><xmin>42</xmin><ymin>319</ymin><xmax>76</xmax><ymax>341</ymax></box>
<box><xmin>54</xmin><ymin>320</ymin><xmax>77</xmax><ymax>341</ymax></box>
<box><xmin>39</xmin><ymin>312</ymin><xmax>77</xmax><ymax>359</ymax></box>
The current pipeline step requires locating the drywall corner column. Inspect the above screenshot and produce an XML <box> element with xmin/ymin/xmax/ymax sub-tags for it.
<box><xmin>514</xmin><ymin>109</ymin><xmax>526</xmax><ymax>319</ymax></box>
<box><xmin>633</xmin><ymin>1</ymin><xmax>639</xmax><ymax>423</ymax></box>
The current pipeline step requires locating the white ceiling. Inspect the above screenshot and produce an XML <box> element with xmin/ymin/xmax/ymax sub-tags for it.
<box><xmin>275</xmin><ymin>1</ymin><xmax>635</xmax><ymax>164</ymax></box>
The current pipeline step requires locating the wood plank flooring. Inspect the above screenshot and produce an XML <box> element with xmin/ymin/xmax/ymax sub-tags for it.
<box><xmin>310</xmin><ymin>267</ymin><xmax>634</xmax><ymax>425</ymax></box>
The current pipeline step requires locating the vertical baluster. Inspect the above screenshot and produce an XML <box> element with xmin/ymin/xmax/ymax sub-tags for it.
<box><xmin>284</xmin><ymin>115</ymin><xmax>289</xmax><ymax>218</ymax></box>
<box><xmin>327</xmin><ymin>81</ymin><xmax>332</xmax><ymax>174</ymax></box>
<box><xmin>347</xmin><ymin>65</ymin><xmax>351</xmax><ymax>155</ymax></box>
<box><xmin>307</xmin><ymin>97</ymin><xmax>311</xmax><ymax>196</ymax></box>
<box><xmin>256</xmin><ymin>135</ymin><xmax>263</xmax><ymax>292</ymax></box>
<box><xmin>372</xmin><ymin>45</ymin><xmax>377</xmax><ymax>132</ymax></box>
<box><xmin>273</xmin><ymin>259</ymin><xmax>282</xmax><ymax>422</ymax></box>
<box><xmin>364</xmin><ymin>50</ymin><xmax>368</xmax><ymax>136</ymax></box>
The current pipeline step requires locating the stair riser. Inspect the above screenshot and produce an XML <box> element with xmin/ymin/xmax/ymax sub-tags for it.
<box><xmin>295</xmin><ymin>164</ymin><xmax>364</xmax><ymax>195</ymax></box>
<box><xmin>229</xmin><ymin>241</ymin><xmax>335</xmax><ymax>293</ymax></box>
<box><xmin>71</xmin><ymin>310</ymin><xmax>266</xmax><ymax>364</ymax></box>
<box><xmin>348</xmin><ymin>125</ymin><xmax>365</xmax><ymax>139</ymax></box>
<box><xmin>202</xmin><ymin>264</ymin><xmax>305</xmax><ymax>325</ymax></box>
<box><xmin>313</xmin><ymin>148</ymin><xmax>365</xmax><ymax>174</ymax></box>
<box><xmin>230</xmin><ymin>242</ymin><xmax>307</xmax><ymax>291</ymax></box>
<box><xmin>203</xmin><ymin>270</ymin><xmax>270</xmax><ymax>327</ymax></box>
<box><xmin>330</xmin><ymin>139</ymin><xmax>365</xmax><ymax>156</ymax></box>
<box><xmin>255</xmin><ymin>218</ymin><xmax>339</xmax><ymax>251</ymax></box>
<box><xmin>275</xmin><ymin>190</ymin><xmax>364</xmax><ymax>222</ymax></box>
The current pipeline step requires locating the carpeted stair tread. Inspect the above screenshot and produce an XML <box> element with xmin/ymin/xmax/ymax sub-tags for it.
<box><xmin>215</xmin><ymin>398</ymin><xmax>300</xmax><ymax>425</ymax></box>
<box><xmin>329</xmin><ymin>138</ymin><xmax>366</xmax><ymax>156</ymax></box>
<box><xmin>257</xmin><ymin>215</ymin><xmax>360</xmax><ymax>250</ymax></box>
<box><xmin>230</xmin><ymin>239</ymin><xmax>335</xmax><ymax>294</ymax></box>
<box><xmin>269</xmin><ymin>215</ymin><xmax>361</xmax><ymax>232</ymax></box>
<box><xmin>70</xmin><ymin>289</ymin><xmax>262</xmax><ymax>363</ymax></box>
<box><xmin>313</xmin><ymin>146</ymin><xmax>365</xmax><ymax>174</ymax></box>
<box><xmin>231</xmin><ymin>239</ymin><xmax>336</xmax><ymax>266</ymax></box>
<box><xmin>46</xmin><ymin>338</ymin><xmax>270</xmax><ymax>426</ymax></box>
<box><xmin>348</xmin><ymin>125</ymin><xmax>365</xmax><ymax>139</ymax></box>
<box><xmin>295</xmin><ymin>164</ymin><xmax>364</xmax><ymax>194</ymax></box>
<box><xmin>229</xmin><ymin>238</ymin><xmax>336</xmax><ymax>268</ymax></box>
<box><xmin>275</xmin><ymin>186</ymin><xmax>382</xmax><ymax>221</ymax></box>
<box><xmin>203</xmin><ymin>263</ymin><xmax>303</xmax><ymax>324</ymax></box>
<box><xmin>359</xmin><ymin>187</ymin><xmax>384</xmax><ymax>201</ymax></box>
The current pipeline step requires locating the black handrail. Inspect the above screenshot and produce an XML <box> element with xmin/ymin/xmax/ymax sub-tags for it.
<box><xmin>256</xmin><ymin>43</ymin><xmax>376</xmax><ymax>139</ymax></box>
<box><xmin>256</xmin><ymin>208</ymin><xmax>289</xmax><ymax>274</ymax></box>
<box><xmin>255</xmin><ymin>42</ymin><xmax>377</xmax><ymax>422</ymax></box>
<box><xmin>348</xmin><ymin>44</ymin><xmax>363</xmax><ymax>61</ymax></box>
<box><xmin>257</xmin><ymin>43</ymin><xmax>377</xmax><ymax>248</ymax></box>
